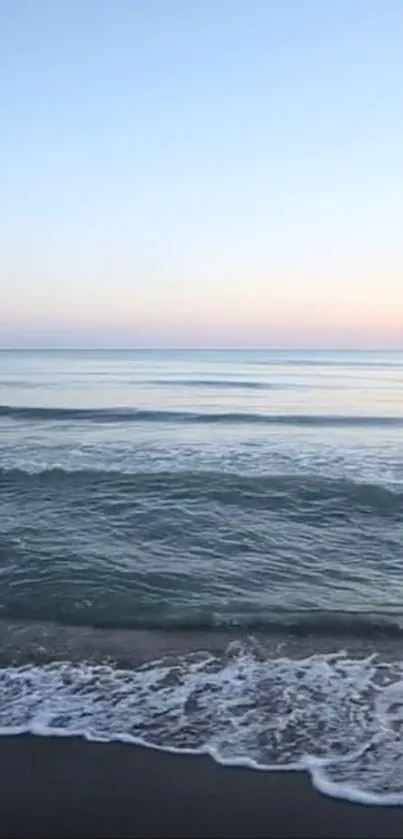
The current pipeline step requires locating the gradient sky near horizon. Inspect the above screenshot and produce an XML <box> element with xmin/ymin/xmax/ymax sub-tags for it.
<box><xmin>1</xmin><ymin>0</ymin><xmax>402</xmax><ymax>349</ymax></box>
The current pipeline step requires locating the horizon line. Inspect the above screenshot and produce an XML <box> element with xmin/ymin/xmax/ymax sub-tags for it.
<box><xmin>0</xmin><ymin>346</ymin><xmax>402</xmax><ymax>353</ymax></box>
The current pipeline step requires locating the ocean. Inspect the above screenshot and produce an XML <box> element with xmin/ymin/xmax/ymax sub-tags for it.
<box><xmin>1</xmin><ymin>348</ymin><xmax>403</xmax><ymax>805</ymax></box>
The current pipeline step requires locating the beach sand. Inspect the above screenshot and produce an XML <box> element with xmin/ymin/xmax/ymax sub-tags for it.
<box><xmin>0</xmin><ymin>735</ymin><xmax>403</xmax><ymax>838</ymax></box>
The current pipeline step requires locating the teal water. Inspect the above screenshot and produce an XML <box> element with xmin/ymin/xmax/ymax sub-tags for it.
<box><xmin>1</xmin><ymin>348</ymin><xmax>403</xmax><ymax>632</ymax></box>
<box><xmin>2</xmin><ymin>348</ymin><xmax>403</xmax><ymax>803</ymax></box>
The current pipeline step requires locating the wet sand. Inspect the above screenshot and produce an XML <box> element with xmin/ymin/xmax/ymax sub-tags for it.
<box><xmin>0</xmin><ymin>736</ymin><xmax>403</xmax><ymax>838</ymax></box>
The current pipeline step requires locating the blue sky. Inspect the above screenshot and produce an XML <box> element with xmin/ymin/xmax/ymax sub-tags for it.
<box><xmin>1</xmin><ymin>0</ymin><xmax>402</xmax><ymax>348</ymax></box>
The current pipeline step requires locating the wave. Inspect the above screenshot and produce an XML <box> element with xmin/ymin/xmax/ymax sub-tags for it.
<box><xmin>20</xmin><ymin>612</ymin><xmax>403</xmax><ymax>638</ymax></box>
<box><xmin>50</xmin><ymin>614</ymin><xmax>403</xmax><ymax>639</ymax></box>
<box><xmin>0</xmin><ymin>642</ymin><xmax>403</xmax><ymax>805</ymax></box>
<box><xmin>1</xmin><ymin>467</ymin><xmax>401</xmax><ymax>632</ymax></box>
<box><xmin>2</xmin><ymin>404</ymin><xmax>403</xmax><ymax>427</ymax></box>
<box><xmin>0</xmin><ymin>560</ymin><xmax>403</xmax><ymax>636</ymax></box>
<box><xmin>150</xmin><ymin>378</ymin><xmax>271</xmax><ymax>389</ymax></box>
<box><xmin>2</xmin><ymin>464</ymin><xmax>401</xmax><ymax>502</ymax></box>
<box><xmin>249</xmin><ymin>356</ymin><xmax>403</xmax><ymax>369</ymax></box>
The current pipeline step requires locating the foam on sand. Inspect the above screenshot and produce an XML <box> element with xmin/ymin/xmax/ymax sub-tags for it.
<box><xmin>0</xmin><ymin>642</ymin><xmax>403</xmax><ymax>805</ymax></box>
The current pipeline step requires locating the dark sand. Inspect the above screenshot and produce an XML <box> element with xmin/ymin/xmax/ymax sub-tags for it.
<box><xmin>1</xmin><ymin>735</ymin><xmax>403</xmax><ymax>838</ymax></box>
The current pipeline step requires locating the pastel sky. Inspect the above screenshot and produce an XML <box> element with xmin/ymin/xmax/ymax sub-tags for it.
<box><xmin>1</xmin><ymin>0</ymin><xmax>402</xmax><ymax>348</ymax></box>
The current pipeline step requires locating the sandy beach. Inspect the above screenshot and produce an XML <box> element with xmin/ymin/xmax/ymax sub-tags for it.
<box><xmin>0</xmin><ymin>735</ymin><xmax>401</xmax><ymax>838</ymax></box>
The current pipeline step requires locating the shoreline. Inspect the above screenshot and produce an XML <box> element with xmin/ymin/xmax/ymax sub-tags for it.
<box><xmin>1</xmin><ymin>735</ymin><xmax>403</xmax><ymax>838</ymax></box>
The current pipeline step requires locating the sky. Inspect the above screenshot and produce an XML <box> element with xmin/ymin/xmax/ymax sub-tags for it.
<box><xmin>1</xmin><ymin>0</ymin><xmax>402</xmax><ymax>349</ymax></box>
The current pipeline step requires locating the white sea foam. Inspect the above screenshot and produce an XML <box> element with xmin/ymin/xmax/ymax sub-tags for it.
<box><xmin>0</xmin><ymin>644</ymin><xmax>403</xmax><ymax>805</ymax></box>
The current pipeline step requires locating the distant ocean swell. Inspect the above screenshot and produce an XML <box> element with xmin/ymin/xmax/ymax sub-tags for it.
<box><xmin>150</xmin><ymin>377</ymin><xmax>273</xmax><ymax>389</ymax></box>
<box><xmin>2</xmin><ymin>404</ymin><xmax>403</xmax><ymax>426</ymax></box>
<box><xmin>0</xmin><ymin>378</ymin><xmax>277</xmax><ymax>391</ymax></box>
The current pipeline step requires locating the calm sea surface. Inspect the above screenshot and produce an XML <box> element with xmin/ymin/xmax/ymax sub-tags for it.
<box><xmin>1</xmin><ymin>348</ymin><xmax>403</xmax><ymax>804</ymax></box>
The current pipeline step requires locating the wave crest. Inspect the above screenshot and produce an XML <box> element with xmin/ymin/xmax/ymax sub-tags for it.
<box><xmin>1</xmin><ymin>404</ymin><xmax>403</xmax><ymax>427</ymax></box>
